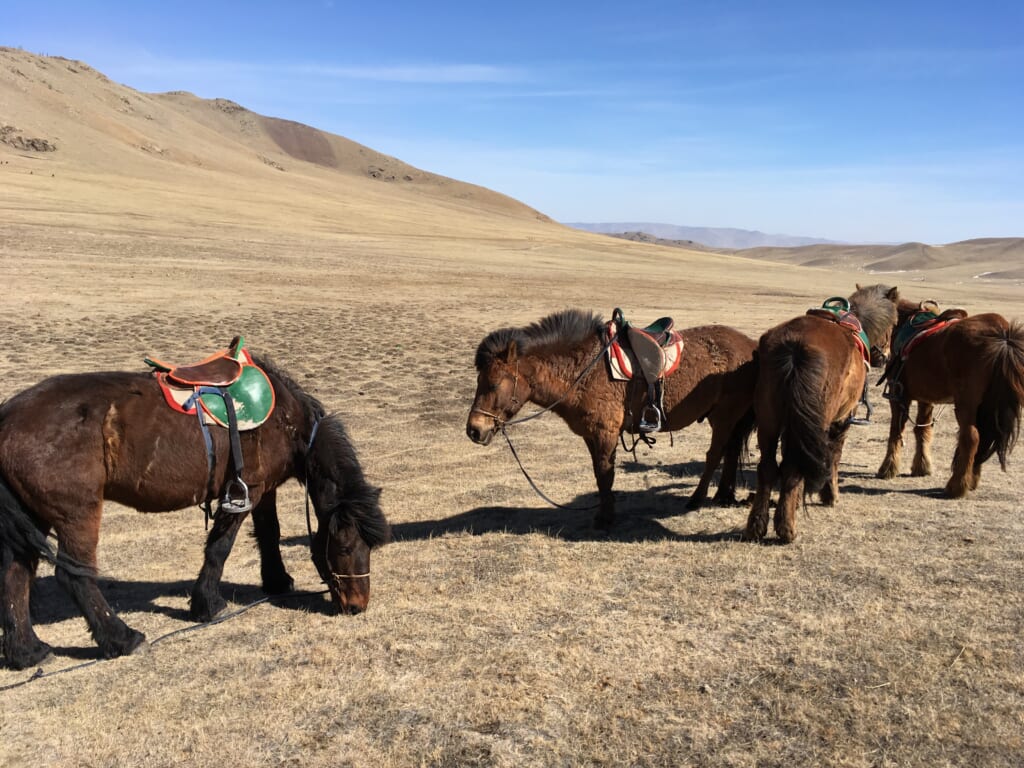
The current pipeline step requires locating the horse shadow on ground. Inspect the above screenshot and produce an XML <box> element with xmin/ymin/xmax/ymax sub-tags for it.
<box><xmin>29</xmin><ymin>574</ymin><xmax>334</xmax><ymax>633</ymax></box>
<box><xmin>387</xmin><ymin>485</ymin><xmax>748</xmax><ymax>544</ymax></box>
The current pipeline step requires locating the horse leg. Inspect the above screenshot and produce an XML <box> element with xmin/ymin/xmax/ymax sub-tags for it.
<box><xmin>712</xmin><ymin>409</ymin><xmax>755</xmax><ymax>507</ymax></box>
<box><xmin>190</xmin><ymin>508</ymin><xmax>251</xmax><ymax>621</ymax></box>
<box><xmin>945</xmin><ymin>406</ymin><xmax>979</xmax><ymax>498</ymax></box>
<box><xmin>773</xmin><ymin>463</ymin><xmax>804</xmax><ymax>543</ymax></box>
<box><xmin>877</xmin><ymin>400</ymin><xmax>909</xmax><ymax>480</ymax></box>
<box><xmin>686</xmin><ymin>421</ymin><xmax>730</xmax><ymax>511</ymax></box>
<box><xmin>910</xmin><ymin>402</ymin><xmax>935</xmax><ymax>477</ymax></box>
<box><xmin>53</xmin><ymin>512</ymin><xmax>145</xmax><ymax>659</ymax></box>
<box><xmin>819</xmin><ymin>420</ymin><xmax>851</xmax><ymax>507</ymax></box>
<box><xmin>744</xmin><ymin>424</ymin><xmax>780</xmax><ymax>541</ymax></box>
<box><xmin>585</xmin><ymin>434</ymin><xmax>618</xmax><ymax>529</ymax></box>
<box><xmin>251</xmin><ymin>489</ymin><xmax>294</xmax><ymax>595</ymax></box>
<box><xmin>1</xmin><ymin>550</ymin><xmax>52</xmax><ymax>669</ymax></box>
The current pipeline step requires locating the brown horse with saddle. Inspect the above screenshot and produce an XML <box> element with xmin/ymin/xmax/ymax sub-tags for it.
<box><xmin>876</xmin><ymin>300</ymin><xmax>1024</xmax><ymax>497</ymax></box>
<box><xmin>466</xmin><ymin>308</ymin><xmax>757</xmax><ymax>529</ymax></box>
<box><xmin>0</xmin><ymin>337</ymin><xmax>389</xmax><ymax>670</ymax></box>
<box><xmin>745</xmin><ymin>284</ymin><xmax>900</xmax><ymax>543</ymax></box>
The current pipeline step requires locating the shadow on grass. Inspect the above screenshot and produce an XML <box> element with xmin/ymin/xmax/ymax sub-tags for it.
<box><xmin>387</xmin><ymin>486</ymin><xmax>747</xmax><ymax>544</ymax></box>
<box><xmin>29</xmin><ymin>574</ymin><xmax>334</xmax><ymax>628</ymax></box>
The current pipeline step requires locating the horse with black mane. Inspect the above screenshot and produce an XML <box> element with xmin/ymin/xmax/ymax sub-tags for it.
<box><xmin>876</xmin><ymin>300</ymin><xmax>1024</xmax><ymax>497</ymax></box>
<box><xmin>745</xmin><ymin>284</ymin><xmax>899</xmax><ymax>543</ymax></box>
<box><xmin>466</xmin><ymin>308</ymin><xmax>757</xmax><ymax>528</ymax></box>
<box><xmin>0</xmin><ymin>348</ymin><xmax>389</xmax><ymax>670</ymax></box>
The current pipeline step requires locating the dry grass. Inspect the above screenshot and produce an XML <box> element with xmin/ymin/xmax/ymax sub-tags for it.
<box><xmin>3</xmin><ymin>49</ymin><xmax>1024</xmax><ymax>768</ymax></box>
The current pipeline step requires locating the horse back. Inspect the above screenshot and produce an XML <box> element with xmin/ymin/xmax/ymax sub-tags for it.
<box><xmin>0</xmin><ymin>370</ymin><xmax>301</xmax><ymax>515</ymax></box>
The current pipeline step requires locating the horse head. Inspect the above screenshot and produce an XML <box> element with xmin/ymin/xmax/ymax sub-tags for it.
<box><xmin>466</xmin><ymin>334</ymin><xmax>533</xmax><ymax>445</ymax></box>
<box><xmin>850</xmin><ymin>283</ymin><xmax>901</xmax><ymax>367</ymax></box>
<box><xmin>306</xmin><ymin>416</ymin><xmax>390</xmax><ymax>613</ymax></box>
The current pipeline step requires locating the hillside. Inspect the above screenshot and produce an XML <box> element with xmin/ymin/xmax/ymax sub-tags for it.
<box><xmin>590</xmin><ymin>228</ymin><xmax>1024</xmax><ymax>284</ymax></box>
<box><xmin>568</xmin><ymin>221</ymin><xmax>842</xmax><ymax>249</ymax></box>
<box><xmin>0</xmin><ymin>47</ymin><xmax>559</xmax><ymax>238</ymax></box>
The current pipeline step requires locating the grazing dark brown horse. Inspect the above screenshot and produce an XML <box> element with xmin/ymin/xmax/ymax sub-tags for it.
<box><xmin>876</xmin><ymin>300</ymin><xmax>1024</xmax><ymax>497</ymax></box>
<box><xmin>466</xmin><ymin>309</ymin><xmax>757</xmax><ymax>528</ymax></box>
<box><xmin>745</xmin><ymin>284</ymin><xmax>899</xmax><ymax>543</ymax></box>
<box><xmin>0</xmin><ymin>355</ymin><xmax>389</xmax><ymax>670</ymax></box>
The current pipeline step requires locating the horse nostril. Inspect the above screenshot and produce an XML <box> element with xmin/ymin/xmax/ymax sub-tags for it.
<box><xmin>467</xmin><ymin>425</ymin><xmax>480</xmax><ymax>442</ymax></box>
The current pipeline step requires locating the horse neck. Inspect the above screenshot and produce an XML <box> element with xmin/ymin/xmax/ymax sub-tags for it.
<box><xmin>523</xmin><ymin>344</ymin><xmax>595</xmax><ymax>409</ymax></box>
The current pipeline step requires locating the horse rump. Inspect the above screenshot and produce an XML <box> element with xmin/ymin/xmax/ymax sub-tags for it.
<box><xmin>976</xmin><ymin>319</ymin><xmax>1024</xmax><ymax>470</ymax></box>
<box><xmin>764</xmin><ymin>338</ymin><xmax>831</xmax><ymax>493</ymax></box>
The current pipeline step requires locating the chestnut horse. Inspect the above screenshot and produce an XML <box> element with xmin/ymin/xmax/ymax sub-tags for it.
<box><xmin>0</xmin><ymin>355</ymin><xmax>389</xmax><ymax>670</ymax></box>
<box><xmin>876</xmin><ymin>301</ymin><xmax>1024</xmax><ymax>497</ymax></box>
<box><xmin>745</xmin><ymin>284</ymin><xmax>899</xmax><ymax>543</ymax></box>
<box><xmin>466</xmin><ymin>309</ymin><xmax>757</xmax><ymax>528</ymax></box>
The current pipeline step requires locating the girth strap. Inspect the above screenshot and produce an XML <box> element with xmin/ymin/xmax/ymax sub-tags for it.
<box><xmin>185</xmin><ymin>386</ymin><xmax>252</xmax><ymax>527</ymax></box>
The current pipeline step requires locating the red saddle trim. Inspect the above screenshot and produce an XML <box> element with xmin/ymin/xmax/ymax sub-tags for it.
<box><xmin>901</xmin><ymin>318</ymin><xmax>961</xmax><ymax>360</ymax></box>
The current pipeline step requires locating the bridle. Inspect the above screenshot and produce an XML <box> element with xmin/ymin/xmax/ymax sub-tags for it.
<box><xmin>303</xmin><ymin>418</ymin><xmax>370</xmax><ymax>590</ymax></box>
<box><xmin>471</xmin><ymin>333</ymin><xmax>614</xmax><ymax>431</ymax></box>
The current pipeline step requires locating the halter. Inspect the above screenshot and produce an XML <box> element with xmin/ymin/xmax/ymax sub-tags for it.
<box><xmin>472</xmin><ymin>335</ymin><xmax>613</xmax><ymax>430</ymax></box>
<box><xmin>304</xmin><ymin>417</ymin><xmax>370</xmax><ymax>589</ymax></box>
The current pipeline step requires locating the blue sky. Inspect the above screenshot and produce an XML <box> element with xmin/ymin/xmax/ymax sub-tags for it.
<box><xmin>8</xmin><ymin>1</ymin><xmax>1023</xmax><ymax>243</ymax></box>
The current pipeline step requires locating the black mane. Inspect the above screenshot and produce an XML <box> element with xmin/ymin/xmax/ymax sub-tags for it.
<box><xmin>475</xmin><ymin>309</ymin><xmax>604</xmax><ymax>370</ymax></box>
<box><xmin>253</xmin><ymin>353</ymin><xmax>389</xmax><ymax>549</ymax></box>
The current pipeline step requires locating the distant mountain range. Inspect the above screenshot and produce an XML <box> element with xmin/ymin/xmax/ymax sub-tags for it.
<box><xmin>566</xmin><ymin>222</ymin><xmax>844</xmax><ymax>250</ymax></box>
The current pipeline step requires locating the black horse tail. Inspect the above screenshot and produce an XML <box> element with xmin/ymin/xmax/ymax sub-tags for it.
<box><xmin>976</xmin><ymin>320</ymin><xmax>1024</xmax><ymax>470</ymax></box>
<box><xmin>0</xmin><ymin>470</ymin><xmax>58</xmax><ymax>567</ymax></box>
<box><xmin>768</xmin><ymin>339</ymin><xmax>831</xmax><ymax>493</ymax></box>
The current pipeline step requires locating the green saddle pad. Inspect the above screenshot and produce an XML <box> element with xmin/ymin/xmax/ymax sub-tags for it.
<box><xmin>199</xmin><ymin>364</ymin><xmax>275</xmax><ymax>430</ymax></box>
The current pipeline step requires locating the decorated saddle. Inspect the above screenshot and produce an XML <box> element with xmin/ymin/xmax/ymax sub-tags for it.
<box><xmin>891</xmin><ymin>300</ymin><xmax>967</xmax><ymax>361</ymax></box>
<box><xmin>605</xmin><ymin>309</ymin><xmax>685</xmax><ymax>382</ymax></box>
<box><xmin>605</xmin><ymin>308</ymin><xmax>685</xmax><ymax>433</ymax></box>
<box><xmin>145</xmin><ymin>336</ymin><xmax>275</xmax><ymax>517</ymax></box>
<box><xmin>807</xmin><ymin>297</ymin><xmax>871</xmax><ymax>362</ymax></box>
<box><xmin>146</xmin><ymin>335</ymin><xmax>275</xmax><ymax>430</ymax></box>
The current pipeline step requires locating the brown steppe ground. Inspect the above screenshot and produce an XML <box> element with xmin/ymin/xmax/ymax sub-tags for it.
<box><xmin>2</xmin><ymin>52</ymin><xmax>1024</xmax><ymax>768</ymax></box>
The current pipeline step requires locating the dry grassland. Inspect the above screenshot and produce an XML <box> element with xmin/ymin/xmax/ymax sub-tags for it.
<box><xmin>2</xmin><ymin>57</ymin><xmax>1024</xmax><ymax>766</ymax></box>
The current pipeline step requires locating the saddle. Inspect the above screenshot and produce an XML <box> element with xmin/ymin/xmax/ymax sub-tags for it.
<box><xmin>146</xmin><ymin>336</ymin><xmax>275</xmax><ymax>430</ymax></box>
<box><xmin>807</xmin><ymin>297</ymin><xmax>873</xmax><ymax>424</ymax></box>
<box><xmin>880</xmin><ymin>300</ymin><xmax>967</xmax><ymax>402</ymax></box>
<box><xmin>891</xmin><ymin>300</ymin><xmax>968</xmax><ymax>361</ymax></box>
<box><xmin>145</xmin><ymin>336</ymin><xmax>276</xmax><ymax>518</ymax></box>
<box><xmin>806</xmin><ymin>297</ymin><xmax>871</xmax><ymax>362</ymax></box>
<box><xmin>605</xmin><ymin>308</ymin><xmax>685</xmax><ymax>433</ymax></box>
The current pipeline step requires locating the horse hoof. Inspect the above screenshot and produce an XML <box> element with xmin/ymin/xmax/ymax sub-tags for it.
<box><xmin>100</xmin><ymin>629</ymin><xmax>147</xmax><ymax>660</ymax></box>
<box><xmin>3</xmin><ymin>640</ymin><xmax>53</xmax><ymax>671</ymax></box>
<box><xmin>190</xmin><ymin>595</ymin><xmax>227</xmax><ymax>623</ymax></box>
<box><xmin>262</xmin><ymin>573</ymin><xmax>296</xmax><ymax>595</ymax></box>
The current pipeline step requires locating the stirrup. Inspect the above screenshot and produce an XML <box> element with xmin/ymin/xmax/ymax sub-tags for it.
<box><xmin>219</xmin><ymin>476</ymin><xmax>252</xmax><ymax>514</ymax></box>
<box><xmin>639</xmin><ymin>406</ymin><xmax>662</xmax><ymax>434</ymax></box>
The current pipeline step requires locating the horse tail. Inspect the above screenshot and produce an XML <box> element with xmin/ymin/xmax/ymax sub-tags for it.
<box><xmin>977</xmin><ymin>319</ymin><xmax>1024</xmax><ymax>470</ymax></box>
<box><xmin>766</xmin><ymin>339</ymin><xmax>831</xmax><ymax>492</ymax></box>
<box><xmin>0</xmin><ymin>470</ymin><xmax>58</xmax><ymax>567</ymax></box>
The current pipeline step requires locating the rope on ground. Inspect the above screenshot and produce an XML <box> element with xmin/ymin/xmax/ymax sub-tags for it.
<box><xmin>0</xmin><ymin>587</ymin><xmax>329</xmax><ymax>692</ymax></box>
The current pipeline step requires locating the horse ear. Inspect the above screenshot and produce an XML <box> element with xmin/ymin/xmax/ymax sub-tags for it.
<box><xmin>886</xmin><ymin>286</ymin><xmax>900</xmax><ymax>301</ymax></box>
<box><xmin>505</xmin><ymin>341</ymin><xmax>518</xmax><ymax>364</ymax></box>
<box><xmin>856</xmin><ymin>283</ymin><xmax>862</xmax><ymax>290</ymax></box>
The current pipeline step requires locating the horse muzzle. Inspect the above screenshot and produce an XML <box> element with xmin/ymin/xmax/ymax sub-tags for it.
<box><xmin>466</xmin><ymin>411</ymin><xmax>497</xmax><ymax>445</ymax></box>
<box><xmin>328</xmin><ymin>576</ymin><xmax>369</xmax><ymax>615</ymax></box>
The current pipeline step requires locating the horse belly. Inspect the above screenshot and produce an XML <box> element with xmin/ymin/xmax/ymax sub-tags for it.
<box><xmin>102</xmin><ymin>401</ymin><xmax>218</xmax><ymax>512</ymax></box>
<box><xmin>902</xmin><ymin>337</ymin><xmax>956</xmax><ymax>403</ymax></box>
